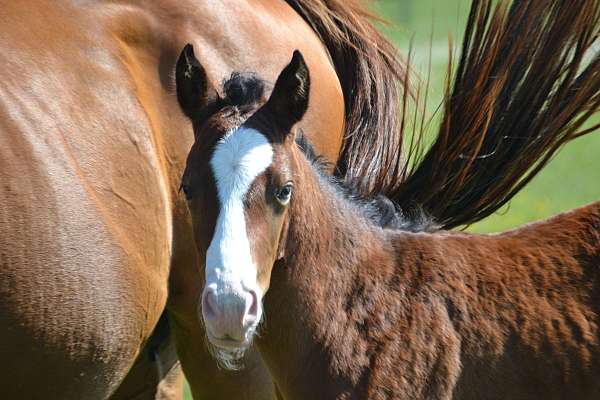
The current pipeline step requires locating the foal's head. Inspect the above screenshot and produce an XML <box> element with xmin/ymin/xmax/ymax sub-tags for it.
<box><xmin>177</xmin><ymin>45</ymin><xmax>310</xmax><ymax>364</ymax></box>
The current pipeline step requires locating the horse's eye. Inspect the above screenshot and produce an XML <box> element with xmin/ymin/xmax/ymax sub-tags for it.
<box><xmin>181</xmin><ymin>184</ymin><xmax>193</xmax><ymax>200</ymax></box>
<box><xmin>276</xmin><ymin>184</ymin><xmax>293</xmax><ymax>206</ymax></box>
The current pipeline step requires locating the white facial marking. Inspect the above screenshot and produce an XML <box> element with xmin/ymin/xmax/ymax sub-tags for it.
<box><xmin>207</xmin><ymin>126</ymin><xmax>273</xmax><ymax>302</ymax></box>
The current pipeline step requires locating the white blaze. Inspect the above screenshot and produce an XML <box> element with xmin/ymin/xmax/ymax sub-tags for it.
<box><xmin>207</xmin><ymin>126</ymin><xmax>273</xmax><ymax>302</ymax></box>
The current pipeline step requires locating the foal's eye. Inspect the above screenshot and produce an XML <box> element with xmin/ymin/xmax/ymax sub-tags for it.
<box><xmin>181</xmin><ymin>184</ymin><xmax>193</xmax><ymax>200</ymax></box>
<box><xmin>276</xmin><ymin>184</ymin><xmax>293</xmax><ymax>206</ymax></box>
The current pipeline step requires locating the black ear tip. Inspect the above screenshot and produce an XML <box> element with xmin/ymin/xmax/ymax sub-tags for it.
<box><xmin>181</xmin><ymin>43</ymin><xmax>197</xmax><ymax>65</ymax></box>
<box><xmin>183</xmin><ymin>43</ymin><xmax>194</xmax><ymax>57</ymax></box>
<box><xmin>291</xmin><ymin>50</ymin><xmax>306</xmax><ymax>68</ymax></box>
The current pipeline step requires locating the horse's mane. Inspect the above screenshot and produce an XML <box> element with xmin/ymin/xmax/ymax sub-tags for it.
<box><xmin>284</xmin><ymin>0</ymin><xmax>411</xmax><ymax>197</ymax></box>
<box><xmin>387</xmin><ymin>0</ymin><xmax>600</xmax><ymax>229</ymax></box>
<box><xmin>295</xmin><ymin>132</ymin><xmax>435</xmax><ymax>232</ymax></box>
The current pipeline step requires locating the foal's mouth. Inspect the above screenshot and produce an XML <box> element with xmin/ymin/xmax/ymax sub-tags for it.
<box><xmin>199</xmin><ymin>300</ymin><xmax>263</xmax><ymax>370</ymax></box>
<box><xmin>207</xmin><ymin>331</ymin><xmax>252</xmax><ymax>350</ymax></box>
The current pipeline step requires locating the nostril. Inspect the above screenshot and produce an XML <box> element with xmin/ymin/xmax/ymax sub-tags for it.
<box><xmin>202</xmin><ymin>289</ymin><xmax>219</xmax><ymax>321</ymax></box>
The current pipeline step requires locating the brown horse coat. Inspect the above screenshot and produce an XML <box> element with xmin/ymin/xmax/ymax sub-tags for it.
<box><xmin>260</xmin><ymin>140</ymin><xmax>600</xmax><ymax>399</ymax></box>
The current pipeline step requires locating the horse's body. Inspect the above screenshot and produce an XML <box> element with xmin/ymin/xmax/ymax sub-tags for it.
<box><xmin>259</xmin><ymin>153</ymin><xmax>600</xmax><ymax>399</ymax></box>
<box><xmin>0</xmin><ymin>1</ymin><xmax>407</xmax><ymax>398</ymax></box>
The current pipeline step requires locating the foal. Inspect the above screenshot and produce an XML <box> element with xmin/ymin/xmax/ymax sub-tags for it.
<box><xmin>179</xmin><ymin>49</ymin><xmax>600</xmax><ymax>399</ymax></box>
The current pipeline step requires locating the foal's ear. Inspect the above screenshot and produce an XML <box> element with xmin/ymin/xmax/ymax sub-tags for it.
<box><xmin>176</xmin><ymin>44</ymin><xmax>214</xmax><ymax>120</ymax></box>
<box><xmin>265</xmin><ymin>50</ymin><xmax>310</xmax><ymax>137</ymax></box>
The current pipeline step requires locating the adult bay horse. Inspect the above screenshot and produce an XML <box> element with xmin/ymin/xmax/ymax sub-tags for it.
<box><xmin>178</xmin><ymin>0</ymin><xmax>600</xmax><ymax>398</ymax></box>
<box><xmin>0</xmin><ymin>0</ymin><xmax>407</xmax><ymax>398</ymax></box>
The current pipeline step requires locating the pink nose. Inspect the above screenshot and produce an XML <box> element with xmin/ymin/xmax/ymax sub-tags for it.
<box><xmin>201</xmin><ymin>287</ymin><xmax>259</xmax><ymax>344</ymax></box>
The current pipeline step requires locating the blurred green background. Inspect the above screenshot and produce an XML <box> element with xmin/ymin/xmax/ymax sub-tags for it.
<box><xmin>183</xmin><ymin>0</ymin><xmax>599</xmax><ymax>397</ymax></box>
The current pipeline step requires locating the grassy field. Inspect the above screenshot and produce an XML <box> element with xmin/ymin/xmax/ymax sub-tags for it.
<box><xmin>183</xmin><ymin>1</ymin><xmax>599</xmax><ymax>397</ymax></box>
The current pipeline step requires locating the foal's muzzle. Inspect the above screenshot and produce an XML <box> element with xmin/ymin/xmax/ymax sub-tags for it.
<box><xmin>201</xmin><ymin>286</ymin><xmax>260</xmax><ymax>348</ymax></box>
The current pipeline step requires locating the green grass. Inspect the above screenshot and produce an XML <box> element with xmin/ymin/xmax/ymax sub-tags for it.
<box><xmin>183</xmin><ymin>1</ymin><xmax>599</xmax><ymax>397</ymax></box>
<box><xmin>184</xmin><ymin>381</ymin><xmax>192</xmax><ymax>399</ymax></box>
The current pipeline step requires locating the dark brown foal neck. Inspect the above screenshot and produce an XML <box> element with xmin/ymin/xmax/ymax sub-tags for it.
<box><xmin>257</xmin><ymin>150</ymin><xmax>396</xmax><ymax>399</ymax></box>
